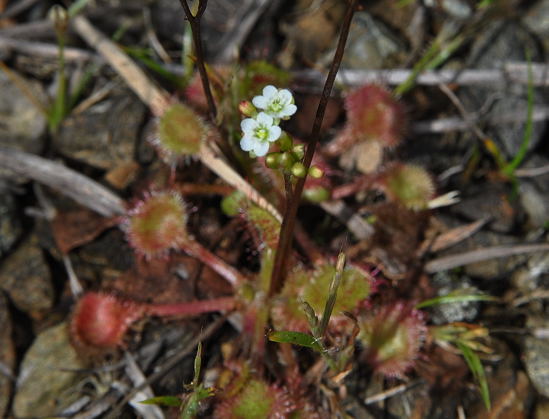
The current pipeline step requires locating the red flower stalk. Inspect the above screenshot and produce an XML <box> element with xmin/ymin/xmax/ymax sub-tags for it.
<box><xmin>71</xmin><ymin>291</ymin><xmax>235</xmax><ymax>349</ymax></box>
<box><xmin>358</xmin><ymin>301</ymin><xmax>427</xmax><ymax>378</ymax></box>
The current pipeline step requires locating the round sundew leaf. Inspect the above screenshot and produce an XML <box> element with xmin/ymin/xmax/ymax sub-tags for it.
<box><xmin>157</xmin><ymin>103</ymin><xmax>205</xmax><ymax>161</ymax></box>
<box><xmin>302</xmin><ymin>264</ymin><xmax>371</xmax><ymax>315</ymax></box>
<box><xmin>126</xmin><ymin>192</ymin><xmax>188</xmax><ymax>257</ymax></box>
<box><xmin>385</xmin><ymin>164</ymin><xmax>435</xmax><ymax>210</ymax></box>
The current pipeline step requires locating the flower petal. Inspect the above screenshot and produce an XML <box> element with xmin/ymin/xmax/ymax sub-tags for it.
<box><xmin>252</xmin><ymin>96</ymin><xmax>268</xmax><ymax>109</ymax></box>
<box><xmin>254</xmin><ymin>140</ymin><xmax>270</xmax><ymax>157</ymax></box>
<box><xmin>278</xmin><ymin>89</ymin><xmax>293</xmax><ymax>103</ymax></box>
<box><xmin>256</xmin><ymin>112</ymin><xmax>274</xmax><ymax>126</ymax></box>
<box><xmin>267</xmin><ymin>125</ymin><xmax>281</xmax><ymax>142</ymax></box>
<box><xmin>240</xmin><ymin>136</ymin><xmax>255</xmax><ymax>151</ymax></box>
<box><xmin>241</xmin><ymin>118</ymin><xmax>257</xmax><ymax>132</ymax></box>
<box><xmin>262</xmin><ymin>85</ymin><xmax>277</xmax><ymax>98</ymax></box>
<box><xmin>281</xmin><ymin>104</ymin><xmax>297</xmax><ymax>117</ymax></box>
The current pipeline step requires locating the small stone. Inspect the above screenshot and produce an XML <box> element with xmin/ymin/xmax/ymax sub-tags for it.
<box><xmin>13</xmin><ymin>322</ymin><xmax>87</xmax><ymax>417</ymax></box>
<box><xmin>0</xmin><ymin>234</ymin><xmax>54</xmax><ymax>313</ymax></box>
<box><xmin>0</xmin><ymin>71</ymin><xmax>47</xmax><ymax>182</ymax></box>
<box><xmin>522</xmin><ymin>0</ymin><xmax>549</xmax><ymax>42</ymax></box>
<box><xmin>0</xmin><ymin>294</ymin><xmax>15</xmax><ymax>418</ymax></box>
<box><xmin>524</xmin><ymin>337</ymin><xmax>549</xmax><ymax>398</ymax></box>
<box><xmin>430</xmin><ymin>272</ymin><xmax>480</xmax><ymax>324</ymax></box>
<box><xmin>0</xmin><ymin>182</ymin><xmax>22</xmax><ymax>259</ymax></box>
<box><xmin>460</xmin><ymin>21</ymin><xmax>546</xmax><ymax>158</ymax></box>
<box><xmin>54</xmin><ymin>88</ymin><xmax>146</xmax><ymax>170</ymax></box>
<box><xmin>327</xmin><ymin>12</ymin><xmax>407</xmax><ymax>69</ymax></box>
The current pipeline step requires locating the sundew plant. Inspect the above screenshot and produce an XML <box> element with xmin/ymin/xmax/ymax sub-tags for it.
<box><xmin>56</xmin><ymin>0</ymin><xmax>499</xmax><ymax>416</ymax></box>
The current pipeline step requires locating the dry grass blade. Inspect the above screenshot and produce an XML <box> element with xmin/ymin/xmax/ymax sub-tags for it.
<box><xmin>425</xmin><ymin>243</ymin><xmax>549</xmax><ymax>273</ymax></box>
<box><xmin>0</xmin><ymin>146</ymin><xmax>125</xmax><ymax>217</ymax></box>
<box><xmin>420</xmin><ymin>218</ymin><xmax>488</xmax><ymax>254</ymax></box>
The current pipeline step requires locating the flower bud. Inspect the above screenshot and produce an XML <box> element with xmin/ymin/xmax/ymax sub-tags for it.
<box><xmin>265</xmin><ymin>152</ymin><xmax>280</xmax><ymax>169</ymax></box>
<box><xmin>49</xmin><ymin>5</ymin><xmax>69</xmax><ymax>35</ymax></box>
<box><xmin>291</xmin><ymin>162</ymin><xmax>307</xmax><ymax>178</ymax></box>
<box><xmin>292</xmin><ymin>144</ymin><xmax>305</xmax><ymax>160</ymax></box>
<box><xmin>277</xmin><ymin>151</ymin><xmax>294</xmax><ymax>169</ymax></box>
<box><xmin>278</xmin><ymin>132</ymin><xmax>293</xmax><ymax>152</ymax></box>
<box><xmin>308</xmin><ymin>165</ymin><xmax>324</xmax><ymax>179</ymax></box>
<box><xmin>238</xmin><ymin>100</ymin><xmax>257</xmax><ymax>118</ymax></box>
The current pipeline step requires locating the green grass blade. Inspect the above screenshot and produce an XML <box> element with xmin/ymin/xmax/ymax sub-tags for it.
<box><xmin>503</xmin><ymin>50</ymin><xmax>534</xmax><ymax>177</ymax></box>
<box><xmin>416</xmin><ymin>293</ymin><xmax>497</xmax><ymax>309</ymax></box>
<box><xmin>457</xmin><ymin>341</ymin><xmax>491</xmax><ymax>410</ymax></box>
<box><xmin>268</xmin><ymin>331</ymin><xmax>322</xmax><ymax>352</ymax></box>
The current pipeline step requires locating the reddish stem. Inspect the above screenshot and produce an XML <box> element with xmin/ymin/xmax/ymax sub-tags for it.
<box><xmin>182</xmin><ymin>239</ymin><xmax>246</xmax><ymax>287</ymax></box>
<box><xmin>269</xmin><ymin>0</ymin><xmax>358</xmax><ymax>297</ymax></box>
<box><xmin>146</xmin><ymin>296</ymin><xmax>235</xmax><ymax>317</ymax></box>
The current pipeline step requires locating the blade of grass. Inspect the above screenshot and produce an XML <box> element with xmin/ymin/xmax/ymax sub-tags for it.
<box><xmin>503</xmin><ymin>50</ymin><xmax>534</xmax><ymax>177</ymax></box>
<box><xmin>457</xmin><ymin>341</ymin><xmax>491</xmax><ymax>410</ymax></box>
<box><xmin>268</xmin><ymin>331</ymin><xmax>323</xmax><ymax>351</ymax></box>
<box><xmin>416</xmin><ymin>293</ymin><xmax>498</xmax><ymax>309</ymax></box>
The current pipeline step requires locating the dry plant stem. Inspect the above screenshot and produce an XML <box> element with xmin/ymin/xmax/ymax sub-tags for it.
<box><xmin>182</xmin><ymin>239</ymin><xmax>246</xmax><ymax>287</ymax></box>
<box><xmin>425</xmin><ymin>243</ymin><xmax>549</xmax><ymax>273</ymax></box>
<box><xmin>177</xmin><ymin>0</ymin><xmax>217</xmax><ymax>121</ymax></box>
<box><xmin>269</xmin><ymin>0</ymin><xmax>359</xmax><ymax>297</ymax></box>
<box><xmin>146</xmin><ymin>296</ymin><xmax>235</xmax><ymax>317</ymax></box>
<box><xmin>295</xmin><ymin>63</ymin><xmax>549</xmax><ymax>88</ymax></box>
<box><xmin>0</xmin><ymin>146</ymin><xmax>125</xmax><ymax>217</ymax></box>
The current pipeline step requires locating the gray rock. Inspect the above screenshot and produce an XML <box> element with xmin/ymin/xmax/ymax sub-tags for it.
<box><xmin>0</xmin><ymin>293</ymin><xmax>14</xmax><ymax>418</ymax></box>
<box><xmin>512</xmin><ymin>252</ymin><xmax>549</xmax><ymax>293</ymax></box>
<box><xmin>0</xmin><ymin>71</ymin><xmax>47</xmax><ymax>181</ymax></box>
<box><xmin>460</xmin><ymin>21</ymin><xmax>546</xmax><ymax>158</ymax></box>
<box><xmin>523</xmin><ymin>0</ymin><xmax>549</xmax><ymax>41</ymax></box>
<box><xmin>54</xmin><ymin>89</ymin><xmax>146</xmax><ymax>170</ymax></box>
<box><xmin>451</xmin><ymin>182</ymin><xmax>518</xmax><ymax>233</ymax></box>
<box><xmin>430</xmin><ymin>272</ymin><xmax>480</xmax><ymax>324</ymax></box>
<box><xmin>0</xmin><ymin>234</ymin><xmax>54</xmax><ymax>313</ymax></box>
<box><xmin>0</xmin><ymin>182</ymin><xmax>22</xmax><ymax>259</ymax></box>
<box><xmin>13</xmin><ymin>322</ymin><xmax>87</xmax><ymax>417</ymax></box>
<box><xmin>524</xmin><ymin>337</ymin><xmax>549</xmax><ymax>397</ymax></box>
<box><xmin>519</xmin><ymin>156</ymin><xmax>549</xmax><ymax>230</ymax></box>
<box><xmin>329</xmin><ymin>12</ymin><xmax>407</xmax><ymax>69</ymax></box>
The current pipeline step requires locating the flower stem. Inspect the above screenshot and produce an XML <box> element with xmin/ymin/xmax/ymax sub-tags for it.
<box><xmin>146</xmin><ymin>296</ymin><xmax>235</xmax><ymax>317</ymax></box>
<box><xmin>177</xmin><ymin>0</ymin><xmax>217</xmax><ymax>122</ymax></box>
<box><xmin>268</xmin><ymin>0</ymin><xmax>358</xmax><ymax>297</ymax></box>
<box><xmin>181</xmin><ymin>238</ymin><xmax>246</xmax><ymax>287</ymax></box>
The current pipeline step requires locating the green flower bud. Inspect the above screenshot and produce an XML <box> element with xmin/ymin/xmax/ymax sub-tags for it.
<box><xmin>291</xmin><ymin>162</ymin><xmax>307</xmax><ymax>178</ymax></box>
<box><xmin>308</xmin><ymin>165</ymin><xmax>324</xmax><ymax>179</ymax></box>
<box><xmin>265</xmin><ymin>152</ymin><xmax>280</xmax><ymax>169</ymax></box>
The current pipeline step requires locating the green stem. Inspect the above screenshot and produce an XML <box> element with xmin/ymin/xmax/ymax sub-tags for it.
<box><xmin>268</xmin><ymin>0</ymin><xmax>358</xmax><ymax>297</ymax></box>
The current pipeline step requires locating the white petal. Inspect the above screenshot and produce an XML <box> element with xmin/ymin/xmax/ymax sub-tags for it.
<box><xmin>241</xmin><ymin>118</ymin><xmax>257</xmax><ymax>132</ymax></box>
<box><xmin>240</xmin><ymin>136</ymin><xmax>255</xmax><ymax>151</ymax></box>
<box><xmin>281</xmin><ymin>104</ymin><xmax>297</xmax><ymax>117</ymax></box>
<box><xmin>262</xmin><ymin>85</ymin><xmax>277</xmax><ymax>98</ymax></box>
<box><xmin>278</xmin><ymin>89</ymin><xmax>293</xmax><ymax>103</ymax></box>
<box><xmin>256</xmin><ymin>112</ymin><xmax>273</xmax><ymax>126</ymax></box>
<box><xmin>252</xmin><ymin>96</ymin><xmax>268</xmax><ymax>109</ymax></box>
<box><xmin>267</xmin><ymin>125</ymin><xmax>281</xmax><ymax>142</ymax></box>
<box><xmin>254</xmin><ymin>141</ymin><xmax>270</xmax><ymax>157</ymax></box>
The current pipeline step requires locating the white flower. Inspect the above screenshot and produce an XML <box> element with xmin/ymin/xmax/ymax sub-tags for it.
<box><xmin>240</xmin><ymin>112</ymin><xmax>281</xmax><ymax>157</ymax></box>
<box><xmin>252</xmin><ymin>85</ymin><xmax>297</xmax><ymax>119</ymax></box>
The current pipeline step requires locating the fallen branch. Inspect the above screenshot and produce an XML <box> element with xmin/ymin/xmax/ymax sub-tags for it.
<box><xmin>425</xmin><ymin>243</ymin><xmax>549</xmax><ymax>273</ymax></box>
<box><xmin>295</xmin><ymin>63</ymin><xmax>549</xmax><ymax>88</ymax></box>
<box><xmin>0</xmin><ymin>146</ymin><xmax>124</xmax><ymax>217</ymax></box>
